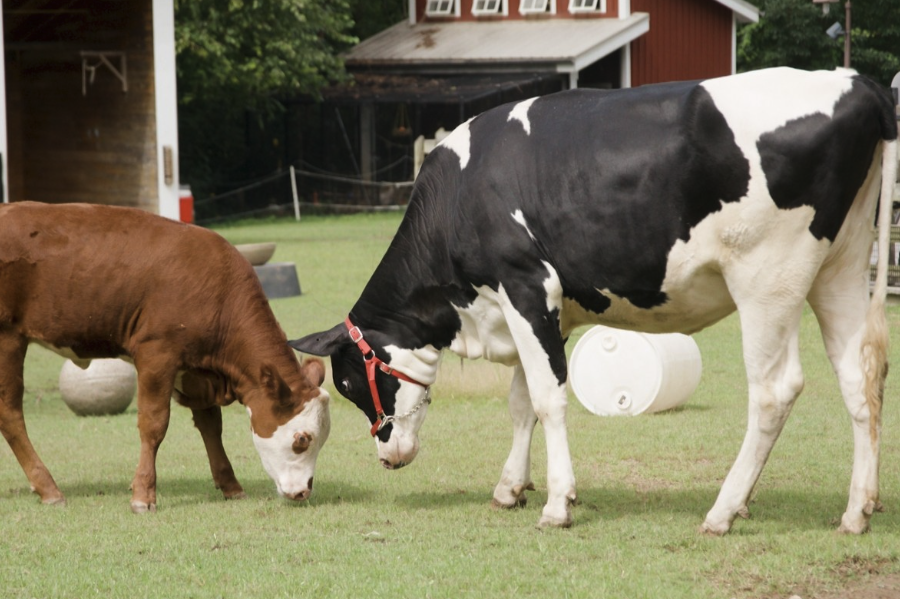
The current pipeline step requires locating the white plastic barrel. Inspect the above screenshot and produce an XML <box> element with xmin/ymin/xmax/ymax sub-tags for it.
<box><xmin>569</xmin><ymin>325</ymin><xmax>702</xmax><ymax>416</ymax></box>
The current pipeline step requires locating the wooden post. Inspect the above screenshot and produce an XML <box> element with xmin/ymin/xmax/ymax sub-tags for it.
<box><xmin>290</xmin><ymin>165</ymin><xmax>300</xmax><ymax>222</ymax></box>
<box><xmin>843</xmin><ymin>1</ymin><xmax>851</xmax><ymax>68</ymax></box>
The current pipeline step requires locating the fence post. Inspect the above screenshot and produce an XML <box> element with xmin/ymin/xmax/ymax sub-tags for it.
<box><xmin>290</xmin><ymin>165</ymin><xmax>301</xmax><ymax>222</ymax></box>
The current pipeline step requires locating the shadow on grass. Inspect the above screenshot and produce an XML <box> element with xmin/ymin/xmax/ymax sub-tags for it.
<box><xmin>572</xmin><ymin>485</ymin><xmax>900</xmax><ymax>533</ymax></box>
<box><xmin>389</xmin><ymin>483</ymin><xmax>899</xmax><ymax>533</ymax></box>
<box><xmin>45</xmin><ymin>474</ymin><xmax>374</xmax><ymax>511</ymax></box>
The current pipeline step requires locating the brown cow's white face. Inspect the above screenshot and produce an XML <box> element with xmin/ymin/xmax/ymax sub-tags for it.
<box><xmin>249</xmin><ymin>390</ymin><xmax>331</xmax><ymax>500</ymax></box>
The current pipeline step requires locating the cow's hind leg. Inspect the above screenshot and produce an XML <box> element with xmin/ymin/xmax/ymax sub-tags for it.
<box><xmin>702</xmin><ymin>299</ymin><xmax>806</xmax><ymax>534</ymax></box>
<box><xmin>492</xmin><ymin>365</ymin><xmax>537</xmax><ymax>509</ymax></box>
<box><xmin>809</xmin><ymin>269</ymin><xmax>884</xmax><ymax>534</ymax></box>
<box><xmin>191</xmin><ymin>406</ymin><xmax>246</xmax><ymax>500</ymax></box>
<box><xmin>0</xmin><ymin>333</ymin><xmax>65</xmax><ymax>505</ymax></box>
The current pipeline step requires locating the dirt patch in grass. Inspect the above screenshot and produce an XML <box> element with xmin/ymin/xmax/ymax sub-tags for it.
<box><xmin>812</xmin><ymin>572</ymin><xmax>900</xmax><ymax>599</ymax></box>
<box><xmin>779</xmin><ymin>558</ymin><xmax>900</xmax><ymax>599</ymax></box>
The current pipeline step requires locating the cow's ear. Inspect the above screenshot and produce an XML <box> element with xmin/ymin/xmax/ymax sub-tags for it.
<box><xmin>300</xmin><ymin>357</ymin><xmax>326</xmax><ymax>387</ymax></box>
<box><xmin>260</xmin><ymin>364</ymin><xmax>291</xmax><ymax>403</ymax></box>
<box><xmin>288</xmin><ymin>322</ymin><xmax>347</xmax><ymax>357</ymax></box>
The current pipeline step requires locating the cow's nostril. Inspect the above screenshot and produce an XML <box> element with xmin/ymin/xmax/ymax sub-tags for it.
<box><xmin>307</xmin><ymin>476</ymin><xmax>314</xmax><ymax>491</ymax></box>
<box><xmin>380</xmin><ymin>459</ymin><xmax>394</xmax><ymax>470</ymax></box>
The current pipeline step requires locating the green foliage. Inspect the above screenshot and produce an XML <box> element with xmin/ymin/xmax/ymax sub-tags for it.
<box><xmin>174</xmin><ymin>0</ymin><xmax>357</xmax><ymax>109</ymax></box>
<box><xmin>738</xmin><ymin>0</ymin><xmax>900</xmax><ymax>86</ymax></box>
<box><xmin>738</xmin><ymin>0</ymin><xmax>842</xmax><ymax>73</ymax></box>
<box><xmin>347</xmin><ymin>0</ymin><xmax>407</xmax><ymax>41</ymax></box>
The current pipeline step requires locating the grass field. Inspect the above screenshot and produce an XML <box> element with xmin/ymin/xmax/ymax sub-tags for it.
<box><xmin>1</xmin><ymin>213</ymin><xmax>899</xmax><ymax>598</ymax></box>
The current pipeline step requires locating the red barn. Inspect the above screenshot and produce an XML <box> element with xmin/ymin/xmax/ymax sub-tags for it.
<box><xmin>296</xmin><ymin>0</ymin><xmax>760</xmax><ymax>194</ymax></box>
<box><xmin>347</xmin><ymin>0</ymin><xmax>758</xmax><ymax>90</ymax></box>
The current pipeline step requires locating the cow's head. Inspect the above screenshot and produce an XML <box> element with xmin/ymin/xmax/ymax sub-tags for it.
<box><xmin>289</xmin><ymin>321</ymin><xmax>432</xmax><ymax>470</ymax></box>
<box><xmin>245</xmin><ymin>357</ymin><xmax>331</xmax><ymax>500</ymax></box>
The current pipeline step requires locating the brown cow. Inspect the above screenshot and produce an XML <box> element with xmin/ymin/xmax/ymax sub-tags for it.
<box><xmin>0</xmin><ymin>201</ymin><xmax>330</xmax><ymax>512</ymax></box>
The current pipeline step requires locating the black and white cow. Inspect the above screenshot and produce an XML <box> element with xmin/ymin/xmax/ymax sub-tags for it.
<box><xmin>292</xmin><ymin>67</ymin><xmax>898</xmax><ymax>534</ymax></box>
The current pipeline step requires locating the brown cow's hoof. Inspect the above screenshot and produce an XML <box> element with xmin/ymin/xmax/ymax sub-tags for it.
<box><xmin>130</xmin><ymin>501</ymin><xmax>157</xmax><ymax>514</ymax></box>
<box><xmin>41</xmin><ymin>496</ymin><xmax>66</xmax><ymax>507</ymax></box>
<box><xmin>224</xmin><ymin>491</ymin><xmax>248</xmax><ymax>501</ymax></box>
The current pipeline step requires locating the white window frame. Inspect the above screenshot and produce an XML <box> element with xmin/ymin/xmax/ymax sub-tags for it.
<box><xmin>568</xmin><ymin>0</ymin><xmax>605</xmax><ymax>14</ymax></box>
<box><xmin>520</xmin><ymin>0</ymin><xmax>554</xmax><ymax>15</ymax></box>
<box><xmin>426</xmin><ymin>0</ymin><xmax>458</xmax><ymax>17</ymax></box>
<box><xmin>472</xmin><ymin>0</ymin><xmax>506</xmax><ymax>16</ymax></box>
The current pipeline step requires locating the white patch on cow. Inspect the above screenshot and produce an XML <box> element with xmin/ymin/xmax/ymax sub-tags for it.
<box><xmin>437</xmin><ymin>117</ymin><xmax>474</xmax><ymax>170</ymax></box>
<box><xmin>701</xmin><ymin>68</ymin><xmax>855</xmax><ymax>208</ymax></box>
<box><xmin>383</xmin><ymin>344</ymin><xmax>441</xmax><ymax>386</ymax></box>
<box><xmin>701</xmin><ymin>68</ymin><xmax>854</xmax><ymax>151</ymax></box>
<box><xmin>450</xmin><ymin>285</ymin><xmax>519</xmax><ymax>364</ymax></box>
<box><xmin>507</xmin><ymin>97</ymin><xmax>538</xmax><ymax>135</ymax></box>
<box><xmin>511</xmin><ymin>210</ymin><xmax>536</xmax><ymax>242</ymax></box>
<box><xmin>373</xmin><ymin>344</ymin><xmax>441</xmax><ymax>467</ymax></box>
<box><xmin>449</xmin><ymin>261</ymin><xmax>561</xmax><ymax>361</ymax></box>
<box><xmin>251</xmin><ymin>390</ymin><xmax>331</xmax><ymax>500</ymax></box>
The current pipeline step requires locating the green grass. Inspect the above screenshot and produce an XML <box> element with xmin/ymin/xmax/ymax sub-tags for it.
<box><xmin>2</xmin><ymin>213</ymin><xmax>899</xmax><ymax>598</ymax></box>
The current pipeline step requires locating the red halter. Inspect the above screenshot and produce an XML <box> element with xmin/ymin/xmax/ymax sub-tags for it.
<box><xmin>344</xmin><ymin>318</ymin><xmax>429</xmax><ymax>436</ymax></box>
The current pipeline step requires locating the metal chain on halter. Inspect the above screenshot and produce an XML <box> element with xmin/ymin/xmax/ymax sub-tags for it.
<box><xmin>377</xmin><ymin>387</ymin><xmax>432</xmax><ymax>431</ymax></box>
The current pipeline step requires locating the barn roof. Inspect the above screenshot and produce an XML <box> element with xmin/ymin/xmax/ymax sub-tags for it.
<box><xmin>345</xmin><ymin>13</ymin><xmax>650</xmax><ymax>76</ymax></box>
<box><xmin>713</xmin><ymin>0</ymin><xmax>760</xmax><ymax>24</ymax></box>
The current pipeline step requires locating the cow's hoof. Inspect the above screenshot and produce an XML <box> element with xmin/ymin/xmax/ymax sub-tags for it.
<box><xmin>491</xmin><ymin>482</ymin><xmax>534</xmax><ymax>509</ymax></box>
<box><xmin>224</xmin><ymin>491</ymin><xmax>247</xmax><ymax>501</ymax></box>
<box><xmin>537</xmin><ymin>503</ymin><xmax>574</xmax><ymax>528</ymax></box>
<box><xmin>699</xmin><ymin>520</ymin><xmax>730</xmax><ymax>536</ymax></box>
<box><xmin>130</xmin><ymin>501</ymin><xmax>157</xmax><ymax>514</ymax></box>
<box><xmin>41</xmin><ymin>496</ymin><xmax>66</xmax><ymax>507</ymax></box>
<box><xmin>537</xmin><ymin>512</ymin><xmax>573</xmax><ymax>529</ymax></box>
<box><xmin>837</xmin><ymin>514</ymin><xmax>870</xmax><ymax>535</ymax></box>
<box><xmin>492</xmin><ymin>496</ymin><xmax>526</xmax><ymax>509</ymax></box>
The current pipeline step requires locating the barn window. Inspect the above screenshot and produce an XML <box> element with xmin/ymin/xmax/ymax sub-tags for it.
<box><xmin>568</xmin><ymin>0</ymin><xmax>605</xmax><ymax>13</ymax></box>
<box><xmin>472</xmin><ymin>0</ymin><xmax>504</xmax><ymax>16</ymax></box>
<box><xmin>520</xmin><ymin>0</ymin><xmax>551</xmax><ymax>14</ymax></box>
<box><xmin>426</xmin><ymin>0</ymin><xmax>457</xmax><ymax>16</ymax></box>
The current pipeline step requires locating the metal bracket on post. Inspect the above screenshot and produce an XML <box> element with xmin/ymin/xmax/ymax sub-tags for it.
<box><xmin>80</xmin><ymin>51</ymin><xmax>127</xmax><ymax>96</ymax></box>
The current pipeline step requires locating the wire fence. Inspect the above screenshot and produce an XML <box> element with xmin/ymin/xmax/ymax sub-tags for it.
<box><xmin>193</xmin><ymin>166</ymin><xmax>415</xmax><ymax>226</ymax></box>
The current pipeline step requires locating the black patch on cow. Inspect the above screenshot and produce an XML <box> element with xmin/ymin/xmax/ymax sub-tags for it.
<box><xmin>758</xmin><ymin>78</ymin><xmax>886</xmax><ymax>242</ymax></box>
<box><xmin>450</xmin><ymin>82</ymin><xmax>751</xmax><ymax>314</ymax></box>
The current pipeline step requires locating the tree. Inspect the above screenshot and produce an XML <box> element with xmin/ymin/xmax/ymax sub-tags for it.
<box><xmin>175</xmin><ymin>0</ymin><xmax>356</xmax><ymax>109</ymax></box>
<box><xmin>174</xmin><ymin>0</ymin><xmax>358</xmax><ymax>198</ymax></box>
<box><xmin>738</xmin><ymin>0</ymin><xmax>900</xmax><ymax>87</ymax></box>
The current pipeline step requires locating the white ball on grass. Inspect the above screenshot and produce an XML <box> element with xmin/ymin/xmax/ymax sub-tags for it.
<box><xmin>58</xmin><ymin>359</ymin><xmax>137</xmax><ymax>416</ymax></box>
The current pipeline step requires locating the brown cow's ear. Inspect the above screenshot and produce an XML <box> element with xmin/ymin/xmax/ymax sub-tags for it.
<box><xmin>292</xmin><ymin>431</ymin><xmax>311</xmax><ymax>454</ymax></box>
<box><xmin>301</xmin><ymin>357</ymin><xmax>326</xmax><ymax>387</ymax></box>
<box><xmin>260</xmin><ymin>364</ymin><xmax>291</xmax><ymax>404</ymax></box>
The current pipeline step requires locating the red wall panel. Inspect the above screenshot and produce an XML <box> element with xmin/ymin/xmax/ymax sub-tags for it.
<box><xmin>630</xmin><ymin>0</ymin><xmax>732</xmax><ymax>86</ymax></box>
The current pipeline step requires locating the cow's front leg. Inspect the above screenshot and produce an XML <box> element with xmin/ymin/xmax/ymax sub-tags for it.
<box><xmin>130</xmin><ymin>354</ymin><xmax>176</xmax><ymax>513</ymax></box>
<box><xmin>498</xmin><ymin>289</ymin><xmax>576</xmax><ymax>528</ymax></box>
<box><xmin>492</xmin><ymin>365</ymin><xmax>537</xmax><ymax>509</ymax></box>
<box><xmin>191</xmin><ymin>406</ymin><xmax>246</xmax><ymax>500</ymax></box>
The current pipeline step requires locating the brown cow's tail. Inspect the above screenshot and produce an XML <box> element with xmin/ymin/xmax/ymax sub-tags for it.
<box><xmin>862</xmin><ymin>138</ymin><xmax>897</xmax><ymax>441</ymax></box>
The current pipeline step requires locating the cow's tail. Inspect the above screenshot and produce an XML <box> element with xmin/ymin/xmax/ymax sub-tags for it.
<box><xmin>862</xmin><ymin>137</ymin><xmax>897</xmax><ymax>441</ymax></box>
